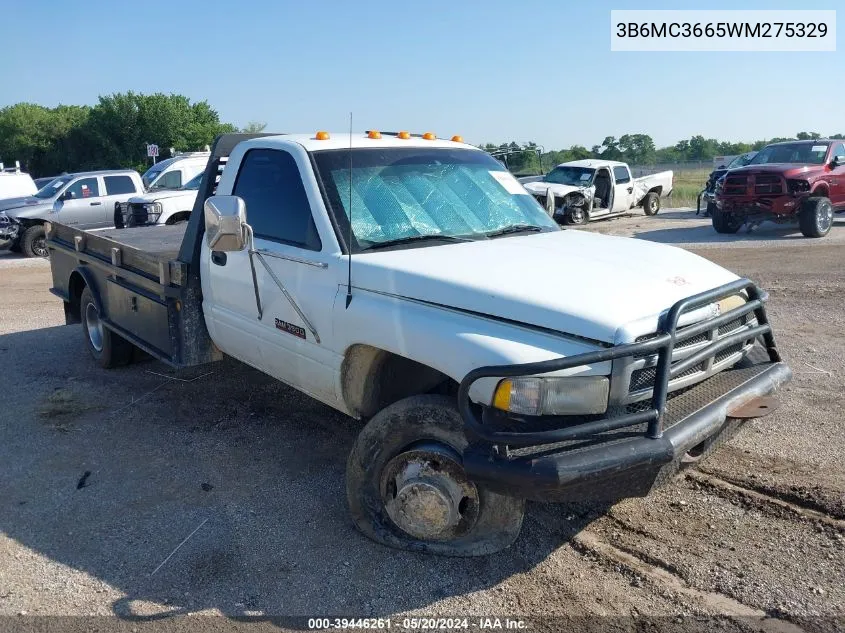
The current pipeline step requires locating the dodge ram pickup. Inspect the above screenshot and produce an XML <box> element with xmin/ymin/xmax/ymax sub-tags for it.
<box><xmin>47</xmin><ymin>132</ymin><xmax>791</xmax><ymax>556</ymax></box>
<box><xmin>713</xmin><ymin>139</ymin><xmax>845</xmax><ymax>238</ymax></box>
<box><xmin>523</xmin><ymin>160</ymin><xmax>672</xmax><ymax>225</ymax></box>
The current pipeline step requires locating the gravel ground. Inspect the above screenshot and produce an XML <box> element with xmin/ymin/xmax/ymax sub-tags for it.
<box><xmin>0</xmin><ymin>210</ymin><xmax>843</xmax><ymax>631</ymax></box>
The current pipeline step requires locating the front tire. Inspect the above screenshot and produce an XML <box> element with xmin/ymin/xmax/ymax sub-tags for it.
<box><xmin>346</xmin><ymin>395</ymin><xmax>525</xmax><ymax>556</ymax></box>
<box><xmin>563</xmin><ymin>206</ymin><xmax>589</xmax><ymax>225</ymax></box>
<box><xmin>712</xmin><ymin>207</ymin><xmax>742</xmax><ymax>234</ymax></box>
<box><xmin>799</xmin><ymin>196</ymin><xmax>833</xmax><ymax>238</ymax></box>
<box><xmin>80</xmin><ymin>287</ymin><xmax>133</xmax><ymax>368</ymax></box>
<box><xmin>642</xmin><ymin>192</ymin><xmax>660</xmax><ymax>216</ymax></box>
<box><xmin>21</xmin><ymin>225</ymin><xmax>48</xmax><ymax>258</ymax></box>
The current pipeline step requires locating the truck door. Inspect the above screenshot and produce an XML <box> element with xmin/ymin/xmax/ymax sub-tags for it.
<box><xmin>611</xmin><ymin>165</ymin><xmax>634</xmax><ymax>212</ymax></box>
<box><xmin>54</xmin><ymin>176</ymin><xmax>106</xmax><ymax>228</ymax></box>
<box><xmin>826</xmin><ymin>142</ymin><xmax>845</xmax><ymax>208</ymax></box>
<box><xmin>202</xmin><ymin>146</ymin><xmax>339</xmax><ymax>404</ymax></box>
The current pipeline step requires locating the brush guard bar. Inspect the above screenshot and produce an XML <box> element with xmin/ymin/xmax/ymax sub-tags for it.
<box><xmin>457</xmin><ymin>278</ymin><xmax>781</xmax><ymax>447</ymax></box>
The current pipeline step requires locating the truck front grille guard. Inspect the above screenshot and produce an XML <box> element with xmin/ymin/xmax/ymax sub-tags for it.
<box><xmin>457</xmin><ymin>278</ymin><xmax>781</xmax><ymax>448</ymax></box>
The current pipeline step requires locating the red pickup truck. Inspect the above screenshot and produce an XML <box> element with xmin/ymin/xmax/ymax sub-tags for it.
<box><xmin>713</xmin><ymin>139</ymin><xmax>845</xmax><ymax>238</ymax></box>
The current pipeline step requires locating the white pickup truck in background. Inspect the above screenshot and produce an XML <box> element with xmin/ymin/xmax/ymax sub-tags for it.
<box><xmin>119</xmin><ymin>172</ymin><xmax>203</xmax><ymax>227</ymax></box>
<box><xmin>523</xmin><ymin>160</ymin><xmax>673</xmax><ymax>225</ymax></box>
<box><xmin>47</xmin><ymin>132</ymin><xmax>789</xmax><ymax>556</ymax></box>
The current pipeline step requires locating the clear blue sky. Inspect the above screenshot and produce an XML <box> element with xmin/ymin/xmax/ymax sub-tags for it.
<box><xmin>0</xmin><ymin>0</ymin><xmax>839</xmax><ymax>150</ymax></box>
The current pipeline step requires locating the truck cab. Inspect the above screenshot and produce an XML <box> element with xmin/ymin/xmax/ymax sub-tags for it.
<box><xmin>46</xmin><ymin>132</ymin><xmax>791</xmax><ymax>556</ymax></box>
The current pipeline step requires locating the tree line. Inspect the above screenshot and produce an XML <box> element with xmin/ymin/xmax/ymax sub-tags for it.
<box><xmin>482</xmin><ymin>131</ymin><xmax>845</xmax><ymax>175</ymax></box>
<box><xmin>2</xmin><ymin>93</ymin><xmax>840</xmax><ymax>179</ymax></box>
<box><xmin>0</xmin><ymin>92</ymin><xmax>242</xmax><ymax>177</ymax></box>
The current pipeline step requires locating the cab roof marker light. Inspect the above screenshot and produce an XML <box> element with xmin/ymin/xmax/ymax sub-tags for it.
<box><xmin>315</xmin><ymin>131</ymin><xmax>330</xmax><ymax>140</ymax></box>
<box><xmin>368</xmin><ymin>130</ymin><xmax>382</xmax><ymax>139</ymax></box>
<box><xmin>423</xmin><ymin>132</ymin><xmax>436</xmax><ymax>140</ymax></box>
<box><xmin>397</xmin><ymin>131</ymin><xmax>411</xmax><ymax>139</ymax></box>
<box><xmin>451</xmin><ymin>135</ymin><xmax>464</xmax><ymax>143</ymax></box>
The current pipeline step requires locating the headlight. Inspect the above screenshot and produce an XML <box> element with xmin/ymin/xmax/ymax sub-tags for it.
<box><xmin>492</xmin><ymin>376</ymin><xmax>609</xmax><ymax>416</ymax></box>
<box><xmin>787</xmin><ymin>179</ymin><xmax>811</xmax><ymax>193</ymax></box>
<box><xmin>143</xmin><ymin>202</ymin><xmax>163</xmax><ymax>214</ymax></box>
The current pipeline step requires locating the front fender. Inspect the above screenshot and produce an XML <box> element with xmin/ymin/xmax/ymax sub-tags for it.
<box><xmin>335</xmin><ymin>289</ymin><xmax>610</xmax><ymax>407</ymax></box>
<box><xmin>5</xmin><ymin>203</ymin><xmax>53</xmax><ymax>221</ymax></box>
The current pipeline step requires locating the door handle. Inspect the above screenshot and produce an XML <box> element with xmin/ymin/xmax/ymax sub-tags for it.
<box><xmin>627</xmin><ymin>187</ymin><xmax>633</xmax><ymax>193</ymax></box>
<box><xmin>211</xmin><ymin>251</ymin><xmax>227</xmax><ymax>266</ymax></box>
<box><xmin>90</xmin><ymin>202</ymin><xmax>102</xmax><ymax>206</ymax></box>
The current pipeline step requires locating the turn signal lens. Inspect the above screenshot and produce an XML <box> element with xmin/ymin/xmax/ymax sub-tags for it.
<box><xmin>397</xmin><ymin>131</ymin><xmax>411</xmax><ymax>139</ymax></box>
<box><xmin>315</xmin><ymin>131</ymin><xmax>330</xmax><ymax>140</ymax></box>
<box><xmin>368</xmin><ymin>130</ymin><xmax>382</xmax><ymax>139</ymax></box>
<box><xmin>492</xmin><ymin>376</ymin><xmax>609</xmax><ymax>416</ymax></box>
<box><xmin>451</xmin><ymin>135</ymin><xmax>464</xmax><ymax>143</ymax></box>
<box><xmin>422</xmin><ymin>132</ymin><xmax>436</xmax><ymax>140</ymax></box>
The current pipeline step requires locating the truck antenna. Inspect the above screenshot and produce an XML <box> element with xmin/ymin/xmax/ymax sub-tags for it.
<box><xmin>345</xmin><ymin>112</ymin><xmax>353</xmax><ymax>309</ymax></box>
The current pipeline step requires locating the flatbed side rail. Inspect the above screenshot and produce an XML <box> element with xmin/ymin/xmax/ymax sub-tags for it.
<box><xmin>47</xmin><ymin>224</ymin><xmax>184</xmax><ymax>298</ymax></box>
<box><xmin>457</xmin><ymin>278</ymin><xmax>781</xmax><ymax>448</ymax></box>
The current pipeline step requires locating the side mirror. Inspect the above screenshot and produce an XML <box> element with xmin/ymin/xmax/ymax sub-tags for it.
<box><xmin>61</xmin><ymin>190</ymin><xmax>76</xmax><ymax>201</ymax></box>
<box><xmin>204</xmin><ymin>195</ymin><xmax>247</xmax><ymax>251</ymax></box>
<box><xmin>832</xmin><ymin>155</ymin><xmax>845</xmax><ymax>167</ymax></box>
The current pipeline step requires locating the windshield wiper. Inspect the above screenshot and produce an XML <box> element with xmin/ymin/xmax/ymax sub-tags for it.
<box><xmin>362</xmin><ymin>233</ymin><xmax>474</xmax><ymax>251</ymax></box>
<box><xmin>484</xmin><ymin>225</ymin><xmax>545</xmax><ymax>239</ymax></box>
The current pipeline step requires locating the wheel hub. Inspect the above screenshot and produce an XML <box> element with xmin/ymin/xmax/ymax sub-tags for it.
<box><xmin>85</xmin><ymin>302</ymin><xmax>104</xmax><ymax>352</ymax></box>
<box><xmin>818</xmin><ymin>205</ymin><xmax>833</xmax><ymax>232</ymax></box>
<box><xmin>381</xmin><ymin>442</ymin><xmax>479</xmax><ymax>541</ymax></box>
<box><xmin>33</xmin><ymin>237</ymin><xmax>48</xmax><ymax>258</ymax></box>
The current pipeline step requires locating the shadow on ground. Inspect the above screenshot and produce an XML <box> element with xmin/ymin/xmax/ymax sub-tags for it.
<box><xmin>0</xmin><ymin>325</ymin><xmax>609</xmax><ymax>624</ymax></box>
<box><xmin>629</xmin><ymin>216</ymin><xmax>845</xmax><ymax>245</ymax></box>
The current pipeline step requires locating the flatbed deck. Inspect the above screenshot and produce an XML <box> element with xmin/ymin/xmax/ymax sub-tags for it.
<box><xmin>93</xmin><ymin>224</ymin><xmax>187</xmax><ymax>262</ymax></box>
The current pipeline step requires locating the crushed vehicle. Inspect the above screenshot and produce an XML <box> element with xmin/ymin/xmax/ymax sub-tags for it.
<box><xmin>0</xmin><ymin>170</ymin><xmax>144</xmax><ymax>257</ymax></box>
<box><xmin>713</xmin><ymin>139</ymin><xmax>845</xmax><ymax>238</ymax></box>
<box><xmin>523</xmin><ymin>160</ymin><xmax>673</xmax><ymax>225</ymax></box>
<box><xmin>47</xmin><ymin>132</ymin><xmax>791</xmax><ymax>556</ymax></box>
<box><xmin>697</xmin><ymin>151</ymin><xmax>757</xmax><ymax>216</ymax></box>
<box><xmin>118</xmin><ymin>172</ymin><xmax>204</xmax><ymax>227</ymax></box>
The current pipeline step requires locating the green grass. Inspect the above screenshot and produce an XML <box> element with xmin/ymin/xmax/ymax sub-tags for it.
<box><xmin>668</xmin><ymin>169</ymin><xmax>710</xmax><ymax>208</ymax></box>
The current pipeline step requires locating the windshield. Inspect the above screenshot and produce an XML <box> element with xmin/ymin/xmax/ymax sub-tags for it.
<box><xmin>544</xmin><ymin>166</ymin><xmax>595</xmax><ymax>186</ymax></box>
<box><xmin>749</xmin><ymin>143</ymin><xmax>829</xmax><ymax>166</ymax></box>
<box><xmin>180</xmin><ymin>173</ymin><xmax>203</xmax><ymax>190</ymax></box>
<box><xmin>313</xmin><ymin>148</ymin><xmax>558</xmax><ymax>251</ymax></box>
<box><xmin>728</xmin><ymin>153</ymin><xmax>757</xmax><ymax>169</ymax></box>
<box><xmin>142</xmin><ymin>166</ymin><xmax>164</xmax><ymax>189</ymax></box>
<box><xmin>33</xmin><ymin>177</ymin><xmax>70</xmax><ymax>198</ymax></box>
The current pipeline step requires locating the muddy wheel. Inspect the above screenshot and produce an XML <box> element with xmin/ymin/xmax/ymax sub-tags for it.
<box><xmin>80</xmin><ymin>287</ymin><xmax>133</xmax><ymax>369</ymax></box>
<box><xmin>799</xmin><ymin>196</ymin><xmax>833</xmax><ymax>238</ymax></box>
<box><xmin>564</xmin><ymin>206</ymin><xmax>589</xmax><ymax>225</ymax></box>
<box><xmin>21</xmin><ymin>225</ymin><xmax>48</xmax><ymax>258</ymax></box>
<box><xmin>712</xmin><ymin>207</ymin><xmax>742</xmax><ymax>234</ymax></box>
<box><xmin>642</xmin><ymin>192</ymin><xmax>660</xmax><ymax>216</ymax></box>
<box><xmin>346</xmin><ymin>395</ymin><xmax>525</xmax><ymax>556</ymax></box>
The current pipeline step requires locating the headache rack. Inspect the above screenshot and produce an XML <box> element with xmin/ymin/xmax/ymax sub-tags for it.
<box><xmin>457</xmin><ymin>278</ymin><xmax>780</xmax><ymax>448</ymax></box>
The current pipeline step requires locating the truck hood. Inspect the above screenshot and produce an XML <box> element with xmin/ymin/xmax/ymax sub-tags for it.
<box><xmin>522</xmin><ymin>181</ymin><xmax>590</xmax><ymax>198</ymax></box>
<box><xmin>129</xmin><ymin>189</ymin><xmax>197</xmax><ymax>204</ymax></box>
<box><xmin>731</xmin><ymin>163</ymin><xmax>823</xmax><ymax>178</ymax></box>
<box><xmin>1</xmin><ymin>199</ymin><xmax>54</xmax><ymax>219</ymax></box>
<box><xmin>0</xmin><ymin>196</ymin><xmax>43</xmax><ymax>212</ymax></box>
<box><xmin>350</xmin><ymin>230</ymin><xmax>738</xmax><ymax>343</ymax></box>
